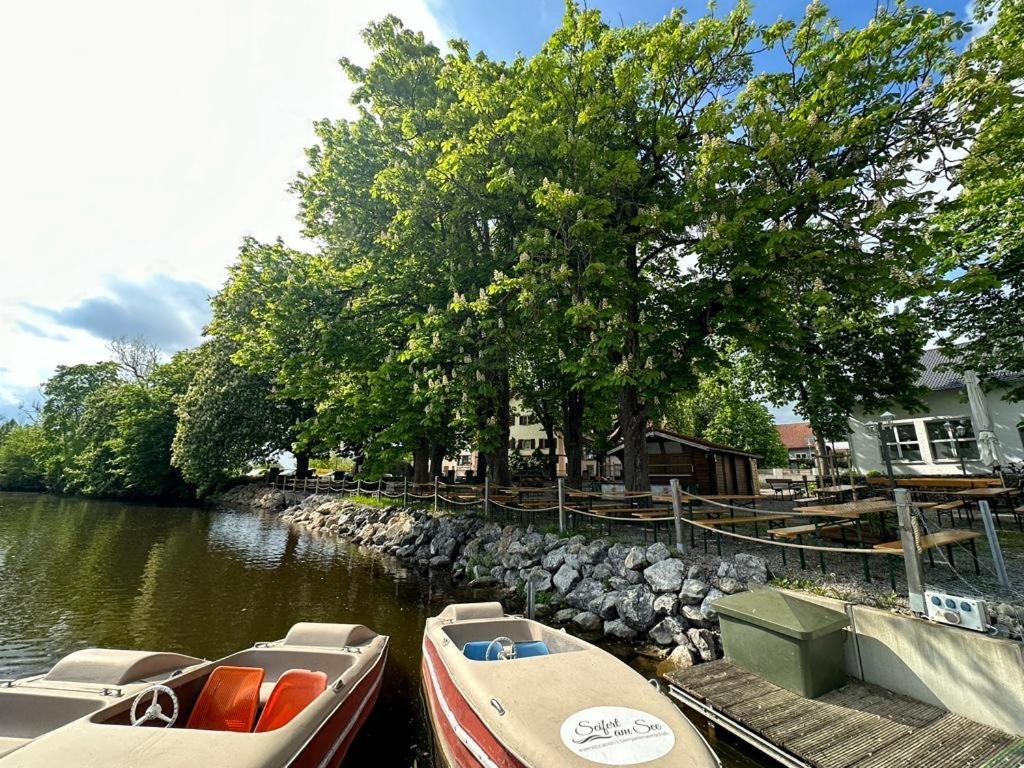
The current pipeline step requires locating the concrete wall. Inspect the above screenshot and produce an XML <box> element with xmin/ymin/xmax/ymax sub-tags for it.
<box><xmin>779</xmin><ymin>589</ymin><xmax>1024</xmax><ymax>736</ymax></box>
<box><xmin>851</xmin><ymin>388</ymin><xmax>1024</xmax><ymax>476</ymax></box>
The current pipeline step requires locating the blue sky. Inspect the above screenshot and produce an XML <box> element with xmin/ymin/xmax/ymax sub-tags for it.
<box><xmin>428</xmin><ymin>0</ymin><xmax>970</xmax><ymax>62</ymax></box>
<box><xmin>0</xmin><ymin>0</ymin><xmax>975</xmax><ymax>425</ymax></box>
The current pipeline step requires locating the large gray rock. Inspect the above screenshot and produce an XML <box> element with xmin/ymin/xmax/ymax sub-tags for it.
<box><xmin>615</xmin><ymin>585</ymin><xmax>657</xmax><ymax>632</ymax></box>
<box><xmin>680</xmin><ymin>604</ymin><xmax>710</xmax><ymax>628</ymax></box>
<box><xmin>646</xmin><ymin>542</ymin><xmax>671</xmax><ymax>564</ymax></box>
<box><xmin>660</xmin><ymin>642</ymin><xmax>696</xmax><ymax>674</ymax></box>
<box><xmin>572</xmin><ymin>611</ymin><xmax>602</xmax><ymax>632</ymax></box>
<box><xmin>623</xmin><ymin>546</ymin><xmax>647</xmax><ymax>571</ymax></box>
<box><xmin>580</xmin><ymin>539</ymin><xmax>610</xmax><ymax>565</ymax></box>
<box><xmin>679</xmin><ymin>578</ymin><xmax>710</xmax><ymax>605</ymax></box>
<box><xmin>687</xmin><ymin>628</ymin><xmax>717</xmax><ymax>662</ymax></box>
<box><xmin>716</xmin><ymin>576</ymin><xmax>745</xmax><ymax>595</ymax></box>
<box><xmin>653</xmin><ymin>594</ymin><xmax>679</xmax><ymax>617</ymax></box>
<box><xmin>553</xmin><ymin>608</ymin><xmax>576</xmax><ymax>624</ymax></box>
<box><xmin>525</xmin><ymin>566</ymin><xmax>553</xmax><ymax>593</ymax></box>
<box><xmin>542</xmin><ymin>546</ymin><xmax>566</xmax><ymax>572</ymax></box>
<box><xmin>590</xmin><ymin>563</ymin><xmax>613</xmax><ymax>581</ymax></box>
<box><xmin>648</xmin><ymin>616</ymin><xmax>689</xmax><ymax>646</ymax></box>
<box><xmin>553</xmin><ymin>564</ymin><xmax>581</xmax><ymax>595</ymax></box>
<box><xmin>566</xmin><ymin>578</ymin><xmax>605</xmax><ymax>612</ymax></box>
<box><xmin>643</xmin><ymin>558</ymin><xmax>685</xmax><ymax>593</ymax></box>
<box><xmin>700</xmin><ymin>587</ymin><xmax>725</xmax><ymax>620</ymax></box>
<box><xmin>597</xmin><ymin>593</ymin><xmax>620</xmax><ymax>620</ymax></box>
<box><xmin>603</xmin><ymin>619</ymin><xmax>638</xmax><ymax>641</ymax></box>
<box><xmin>732</xmin><ymin>553</ymin><xmax>769</xmax><ymax>584</ymax></box>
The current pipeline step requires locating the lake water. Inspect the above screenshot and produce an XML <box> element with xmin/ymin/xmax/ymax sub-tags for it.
<box><xmin>0</xmin><ymin>492</ymin><xmax>767</xmax><ymax>767</ymax></box>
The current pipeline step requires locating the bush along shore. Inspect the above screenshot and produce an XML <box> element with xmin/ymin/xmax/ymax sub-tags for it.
<box><xmin>224</xmin><ymin>485</ymin><xmax>772</xmax><ymax>672</ymax></box>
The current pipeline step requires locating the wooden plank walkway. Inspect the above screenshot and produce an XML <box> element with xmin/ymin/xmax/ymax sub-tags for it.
<box><xmin>665</xmin><ymin>660</ymin><xmax>1022</xmax><ymax>768</ymax></box>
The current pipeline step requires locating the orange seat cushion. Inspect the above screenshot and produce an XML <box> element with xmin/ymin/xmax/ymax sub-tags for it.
<box><xmin>253</xmin><ymin>669</ymin><xmax>328</xmax><ymax>733</ymax></box>
<box><xmin>186</xmin><ymin>666</ymin><xmax>265</xmax><ymax>732</ymax></box>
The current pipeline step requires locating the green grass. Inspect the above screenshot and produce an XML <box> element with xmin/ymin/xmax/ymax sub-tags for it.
<box><xmin>346</xmin><ymin>494</ymin><xmax>396</xmax><ymax>509</ymax></box>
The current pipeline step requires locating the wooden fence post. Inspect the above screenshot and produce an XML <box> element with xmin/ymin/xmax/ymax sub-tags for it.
<box><xmin>671</xmin><ymin>478</ymin><xmax>686</xmax><ymax>554</ymax></box>
<box><xmin>403</xmin><ymin>477</ymin><xmax>409</xmax><ymax>506</ymax></box>
<box><xmin>433</xmin><ymin>478</ymin><xmax>439</xmax><ymax>514</ymax></box>
<box><xmin>484</xmin><ymin>476</ymin><xmax>491</xmax><ymax>519</ymax></box>
<box><xmin>557</xmin><ymin>478</ymin><xmax>566</xmax><ymax>533</ymax></box>
<box><xmin>376</xmin><ymin>479</ymin><xmax>382</xmax><ymax>502</ymax></box>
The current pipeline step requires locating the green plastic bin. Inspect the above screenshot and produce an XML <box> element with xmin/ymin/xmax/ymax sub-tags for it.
<box><xmin>714</xmin><ymin>590</ymin><xmax>850</xmax><ymax>698</ymax></box>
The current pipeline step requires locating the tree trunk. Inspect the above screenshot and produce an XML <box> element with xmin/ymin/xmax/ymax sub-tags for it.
<box><xmin>562</xmin><ymin>390</ymin><xmax>585</xmax><ymax>488</ymax></box>
<box><xmin>428</xmin><ymin>442</ymin><xmax>446</xmax><ymax>480</ymax></box>
<box><xmin>618</xmin><ymin>384</ymin><xmax>650</xmax><ymax>492</ymax></box>
<box><xmin>295</xmin><ymin>451</ymin><xmax>310</xmax><ymax>478</ymax></box>
<box><xmin>412</xmin><ymin>439</ymin><xmax>430</xmax><ymax>483</ymax></box>
<box><xmin>487</xmin><ymin>370</ymin><xmax>513</xmax><ymax>486</ymax></box>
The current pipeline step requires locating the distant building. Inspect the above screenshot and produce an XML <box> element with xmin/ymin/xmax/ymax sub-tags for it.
<box><xmin>849</xmin><ymin>349</ymin><xmax>1023</xmax><ymax>476</ymax></box>
<box><xmin>775</xmin><ymin>422</ymin><xmax>849</xmax><ymax>470</ymax></box>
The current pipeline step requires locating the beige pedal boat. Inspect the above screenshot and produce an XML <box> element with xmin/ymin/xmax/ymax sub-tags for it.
<box><xmin>0</xmin><ymin>622</ymin><xmax>387</xmax><ymax>767</ymax></box>
<box><xmin>422</xmin><ymin>602</ymin><xmax>720</xmax><ymax>767</ymax></box>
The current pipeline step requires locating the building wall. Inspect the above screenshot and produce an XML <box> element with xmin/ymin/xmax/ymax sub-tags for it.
<box><xmin>850</xmin><ymin>388</ymin><xmax>1024</xmax><ymax>476</ymax></box>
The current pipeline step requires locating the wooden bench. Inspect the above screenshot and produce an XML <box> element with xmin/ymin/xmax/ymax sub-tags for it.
<box><xmin>695</xmin><ymin>513</ymin><xmax>792</xmax><ymax>556</ymax></box>
<box><xmin>874</xmin><ymin>529</ymin><xmax>982</xmax><ymax>574</ymax></box>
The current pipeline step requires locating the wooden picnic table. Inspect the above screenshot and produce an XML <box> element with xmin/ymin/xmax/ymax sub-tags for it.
<box><xmin>875</xmin><ymin>529</ymin><xmax>983</xmax><ymax>577</ymax></box>
<box><xmin>955</xmin><ymin>486</ymin><xmax>1022</xmax><ymax>531</ymax></box>
<box><xmin>797</xmin><ymin>499</ymin><xmax>897</xmax><ymax>517</ymax></box>
<box><xmin>955</xmin><ymin>487</ymin><xmax>1015</xmax><ymax>498</ymax></box>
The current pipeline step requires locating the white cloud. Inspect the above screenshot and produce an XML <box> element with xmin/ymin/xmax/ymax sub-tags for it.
<box><xmin>0</xmin><ymin>0</ymin><xmax>452</xmax><ymax>408</ymax></box>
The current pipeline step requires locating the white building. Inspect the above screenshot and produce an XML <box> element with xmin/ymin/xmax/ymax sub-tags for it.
<box><xmin>849</xmin><ymin>349</ymin><xmax>1023</xmax><ymax>476</ymax></box>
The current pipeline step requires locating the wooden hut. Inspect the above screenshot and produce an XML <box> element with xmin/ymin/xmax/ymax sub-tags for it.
<box><xmin>606</xmin><ymin>428</ymin><xmax>759</xmax><ymax>495</ymax></box>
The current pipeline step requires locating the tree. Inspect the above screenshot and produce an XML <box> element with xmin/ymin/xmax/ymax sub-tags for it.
<box><xmin>107</xmin><ymin>335</ymin><xmax>161</xmax><ymax>382</ymax></box>
<box><xmin>0</xmin><ymin>423</ymin><xmax>46</xmax><ymax>491</ymax></box>
<box><xmin>171</xmin><ymin>341</ymin><xmax>299</xmax><ymax>493</ymax></box>
<box><xmin>37</xmin><ymin>362</ymin><xmax>120</xmax><ymax>491</ymax></box>
<box><xmin>932</xmin><ymin>0</ymin><xmax>1024</xmax><ymax>399</ymax></box>
<box><xmin>702</xmin><ymin>1</ymin><xmax>968</xmax><ymax>451</ymax></box>
<box><xmin>662</xmin><ymin>369</ymin><xmax>788</xmax><ymax>467</ymax></box>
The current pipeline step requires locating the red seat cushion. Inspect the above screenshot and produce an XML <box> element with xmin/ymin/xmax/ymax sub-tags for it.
<box><xmin>186</xmin><ymin>666</ymin><xmax>264</xmax><ymax>732</ymax></box>
<box><xmin>253</xmin><ymin>669</ymin><xmax>328</xmax><ymax>733</ymax></box>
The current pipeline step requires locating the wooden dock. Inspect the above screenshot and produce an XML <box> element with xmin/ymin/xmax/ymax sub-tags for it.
<box><xmin>665</xmin><ymin>660</ymin><xmax>1024</xmax><ymax>768</ymax></box>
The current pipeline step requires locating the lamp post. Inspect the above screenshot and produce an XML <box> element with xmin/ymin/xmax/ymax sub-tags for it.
<box><xmin>955</xmin><ymin>422</ymin><xmax>969</xmax><ymax>477</ymax></box>
<box><xmin>872</xmin><ymin>412</ymin><xmax>896</xmax><ymax>490</ymax></box>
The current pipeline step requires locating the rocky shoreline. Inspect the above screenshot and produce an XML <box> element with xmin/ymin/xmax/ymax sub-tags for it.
<box><xmin>224</xmin><ymin>484</ymin><xmax>774</xmax><ymax>671</ymax></box>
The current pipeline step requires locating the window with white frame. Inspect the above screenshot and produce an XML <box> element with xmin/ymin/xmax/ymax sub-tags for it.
<box><xmin>881</xmin><ymin>423</ymin><xmax>922</xmax><ymax>461</ymax></box>
<box><xmin>457</xmin><ymin>454</ymin><xmax>472</xmax><ymax>466</ymax></box>
<box><xmin>516</xmin><ymin>439</ymin><xmax>536</xmax><ymax>451</ymax></box>
<box><xmin>924</xmin><ymin>419</ymin><xmax>979</xmax><ymax>461</ymax></box>
<box><xmin>518</xmin><ymin>414</ymin><xmax>536</xmax><ymax>426</ymax></box>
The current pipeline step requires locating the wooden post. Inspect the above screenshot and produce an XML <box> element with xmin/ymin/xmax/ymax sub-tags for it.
<box><xmin>671</xmin><ymin>479</ymin><xmax>686</xmax><ymax>554</ymax></box>
<box><xmin>403</xmin><ymin>476</ymin><xmax>409</xmax><ymax>506</ymax></box>
<box><xmin>356</xmin><ymin>478</ymin><xmax>362</xmax><ymax>496</ymax></box>
<box><xmin>557</xmin><ymin>478</ymin><xmax>566</xmax><ymax>533</ymax></box>
<box><xmin>484</xmin><ymin>476</ymin><xmax>491</xmax><ymax>519</ymax></box>
<box><xmin>895</xmin><ymin>488</ymin><xmax>925</xmax><ymax>614</ymax></box>
<box><xmin>376</xmin><ymin>479</ymin><xmax>381</xmax><ymax>502</ymax></box>
<box><xmin>433</xmin><ymin>477</ymin><xmax>439</xmax><ymax>514</ymax></box>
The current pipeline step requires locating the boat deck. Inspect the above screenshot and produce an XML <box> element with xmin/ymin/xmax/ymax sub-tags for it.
<box><xmin>665</xmin><ymin>660</ymin><xmax>1024</xmax><ymax>768</ymax></box>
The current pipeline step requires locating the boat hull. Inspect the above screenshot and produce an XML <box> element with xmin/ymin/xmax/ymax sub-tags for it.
<box><xmin>422</xmin><ymin>638</ymin><xmax>526</xmax><ymax>768</ymax></box>
<box><xmin>287</xmin><ymin>643</ymin><xmax>388</xmax><ymax>768</ymax></box>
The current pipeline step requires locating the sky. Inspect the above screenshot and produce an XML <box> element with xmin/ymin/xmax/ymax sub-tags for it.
<box><xmin>0</xmin><ymin>0</ymin><xmax>974</xmax><ymax>425</ymax></box>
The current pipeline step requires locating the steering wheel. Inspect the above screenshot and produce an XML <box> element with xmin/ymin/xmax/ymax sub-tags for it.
<box><xmin>130</xmin><ymin>684</ymin><xmax>179</xmax><ymax>728</ymax></box>
<box><xmin>484</xmin><ymin>636</ymin><xmax>517</xmax><ymax>661</ymax></box>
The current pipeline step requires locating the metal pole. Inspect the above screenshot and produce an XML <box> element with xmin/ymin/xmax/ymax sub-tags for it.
<box><xmin>979</xmin><ymin>500</ymin><xmax>1011</xmax><ymax>590</ymax></box>
<box><xmin>880</xmin><ymin>439</ymin><xmax>896</xmax><ymax>490</ymax></box>
<box><xmin>433</xmin><ymin>477</ymin><xmax>438</xmax><ymax>514</ymax></box>
<box><xmin>557</xmin><ymin>478</ymin><xmax>566</xmax><ymax>533</ymax></box>
<box><xmin>670</xmin><ymin>479</ymin><xmax>686</xmax><ymax>554</ymax></box>
<box><xmin>895</xmin><ymin>488</ymin><xmax>925</xmax><ymax>614</ymax></box>
<box><xmin>403</xmin><ymin>476</ymin><xmax>409</xmax><ymax>506</ymax></box>
<box><xmin>526</xmin><ymin>580</ymin><xmax>536</xmax><ymax>621</ymax></box>
<box><xmin>484</xmin><ymin>475</ymin><xmax>491</xmax><ymax>519</ymax></box>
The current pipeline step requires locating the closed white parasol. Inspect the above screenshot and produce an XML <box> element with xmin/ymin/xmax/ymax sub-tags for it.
<box><xmin>965</xmin><ymin>370</ymin><xmax>1005</xmax><ymax>467</ymax></box>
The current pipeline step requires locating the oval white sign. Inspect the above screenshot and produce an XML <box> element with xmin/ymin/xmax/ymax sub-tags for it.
<box><xmin>560</xmin><ymin>706</ymin><xmax>676</xmax><ymax>765</ymax></box>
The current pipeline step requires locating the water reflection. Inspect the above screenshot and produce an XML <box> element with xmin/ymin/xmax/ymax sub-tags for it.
<box><xmin>0</xmin><ymin>493</ymin><xmax>764</xmax><ymax>767</ymax></box>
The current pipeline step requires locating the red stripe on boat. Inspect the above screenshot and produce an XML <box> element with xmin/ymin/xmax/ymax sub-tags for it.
<box><xmin>288</xmin><ymin>645</ymin><xmax>388</xmax><ymax>768</ymax></box>
<box><xmin>422</xmin><ymin>638</ymin><xmax>527</xmax><ymax>768</ymax></box>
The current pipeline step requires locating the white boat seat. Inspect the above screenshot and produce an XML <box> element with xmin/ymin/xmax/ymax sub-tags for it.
<box><xmin>438</xmin><ymin>602</ymin><xmax>504</xmax><ymax>623</ymax></box>
<box><xmin>0</xmin><ymin>737</ymin><xmax>30</xmax><ymax>759</ymax></box>
<box><xmin>44</xmin><ymin>649</ymin><xmax>201</xmax><ymax>686</ymax></box>
<box><xmin>283</xmin><ymin>623</ymin><xmax>377</xmax><ymax>648</ymax></box>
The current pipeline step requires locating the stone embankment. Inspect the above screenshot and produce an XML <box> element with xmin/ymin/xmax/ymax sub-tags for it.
<box><xmin>274</xmin><ymin>493</ymin><xmax>772</xmax><ymax>671</ymax></box>
<box><xmin>216</xmin><ymin>482</ymin><xmax>306</xmax><ymax>512</ymax></box>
